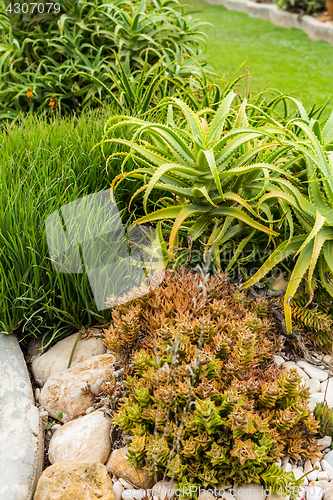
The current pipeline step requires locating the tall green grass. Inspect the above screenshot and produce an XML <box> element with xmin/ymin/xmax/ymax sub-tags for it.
<box><xmin>0</xmin><ymin>107</ymin><xmax>150</xmax><ymax>343</ymax></box>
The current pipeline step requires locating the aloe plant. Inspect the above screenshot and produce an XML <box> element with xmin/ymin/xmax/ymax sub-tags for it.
<box><xmin>100</xmin><ymin>93</ymin><xmax>333</xmax><ymax>334</ymax></box>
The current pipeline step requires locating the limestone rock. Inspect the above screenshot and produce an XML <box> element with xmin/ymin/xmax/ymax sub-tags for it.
<box><xmin>0</xmin><ymin>334</ymin><xmax>44</xmax><ymax>500</ymax></box>
<box><xmin>48</xmin><ymin>410</ymin><xmax>111</xmax><ymax>464</ymax></box>
<box><xmin>113</xmin><ymin>481</ymin><xmax>124</xmax><ymax>500</ymax></box>
<box><xmin>268</xmin><ymin>273</ymin><xmax>289</xmax><ymax>293</ymax></box>
<box><xmin>32</xmin><ymin>330</ymin><xmax>105</xmax><ymax>384</ymax></box>
<box><xmin>34</xmin><ymin>460</ymin><xmax>114</xmax><ymax>500</ymax></box>
<box><xmin>305</xmin><ymin>379</ymin><xmax>321</xmax><ymax>394</ymax></box>
<box><xmin>307</xmin><ymin>485</ymin><xmax>323</xmax><ymax>500</ymax></box>
<box><xmin>39</xmin><ymin>354</ymin><xmax>115</xmax><ymax>422</ymax></box>
<box><xmin>273</xmin><ymin>355</ymin><xmax>285</xmax><ymax>366</ymax></box>
<box><xmin>198</xmin><ymin>491</ymin><xmax>215</xmax><ymax>500</ymax></box>
<box><xmin>308</xmin><ymin>393</ymin><xmax>325</xmax><ymax>411</ymax></box>
<box><xmin>106</xmin><ymin>447</ymin><xmax>155</xmax><ymax>489</ymax></box>
<box><xmin>297</xmin><ymin>361</ymin><xmax>328</xmax><ymax>382</ymax></box>
<box><xmin>282</xmin><ymin>361</ymin><xmax>309</xmax><ymax>380</ymax></box>
<box><xmin>308</xmin><ymin>481</ymin><xmax>333</xmax><ymax>500</ymax></box>
<box><xmin>318</xmin><ymin>437</ymin><xmax>332</xmax><ymax>451</ymax></box>
<box><xmin>233</xmin><ymin>483</ymin><xmax>266</xmax><ymax>500</ymax></box>
<box><xmin>122</xmin><ymin>490</ymin><xmax>147</xmax><ymax>500</ymax></box>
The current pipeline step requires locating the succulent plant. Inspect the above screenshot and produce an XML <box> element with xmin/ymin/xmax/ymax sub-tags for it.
<box><xmin>104</xmin><ymin>270</ymin><xmax>319</xmax><ymax>497</ymax></box>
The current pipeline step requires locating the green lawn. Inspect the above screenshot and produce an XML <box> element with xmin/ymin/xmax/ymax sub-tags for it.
<box><xmin>189</xmin><ymin>0</ymin><xmax>333</xmax><ymax>113</ymax></box>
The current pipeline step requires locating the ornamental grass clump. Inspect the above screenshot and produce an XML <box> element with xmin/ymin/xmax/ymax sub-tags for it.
<box><xmin>103</xmin><ymin>269</ymin><xmax>319</xmax><ymax>496</ymax></box>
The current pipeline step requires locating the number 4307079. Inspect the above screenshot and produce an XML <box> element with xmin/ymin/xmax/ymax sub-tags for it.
<box><xmin>6</xmin><ymin>3</ymin><xmax>61</xmax><ymax>14</ymax></box>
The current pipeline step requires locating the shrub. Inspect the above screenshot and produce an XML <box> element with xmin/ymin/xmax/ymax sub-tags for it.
<box><xmin>100</xmin><ymin>92</ymin><xmax>333</xmax><ymax>334</ymax></box>
<box><xmin>104</xmin><ymin>269</ymin><xmax>319</xmax><ymax>496</ymax></box>
<box><xmin>0</xmin><ymin>0</ymin><xmax>211</xmax><ymax>119</ymax></box>
<box><xmin>274</xmin><ymin>0</ymin><xmax>325</xmax><ymax>14</ymax></box>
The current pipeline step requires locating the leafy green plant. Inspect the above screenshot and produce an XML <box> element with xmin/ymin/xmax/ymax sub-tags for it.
<box><xmin>104</xmin><ymin>269</ymin><xmax>318</xmax><ymax>496</ymax></box>
<box><xmin>314</xmin><ymin>402</ymin><xmax>333</xmax><ymax>439</ymax></box>
<box><xmin>274</xmin><ymin>0</ymin><xmax>325</xmax><ymax>14</ymax></box>
<box><xmin>46</xmin><ymin>412</ymin><xmax>63</xmax><ymax>430</ymax></box>
<box><xmin>0</xmin><ymin>0</ymin><xmax>211</xmax><ymax>119</ymax></box>
<box><xmin>100</xmin><ymin>92</ymin><xmax>333</xmax><ymax>334</ymax></box>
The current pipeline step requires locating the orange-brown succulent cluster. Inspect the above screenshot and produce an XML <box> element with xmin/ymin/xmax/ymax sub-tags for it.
<box><xmin>103</xmin><ymin>270</ymin><xmax>319</xmax><ymax>497</ymax></box>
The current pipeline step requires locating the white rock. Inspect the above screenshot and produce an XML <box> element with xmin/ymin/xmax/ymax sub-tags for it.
<box><xmin>122</xmin><ymin>490</ymin><xmax>147</xmax><ymax>500</ymax></box>
<box><xmin>322</xmin><ymin>461</ymin><xmax>333</xmax><ymax>481</ymax></box>
<box><xmin>39</xmin><ymin>354</ymin><xmax>115</xmax><ymax>422</ymax></box>
<box><xmin>305</xmin><ymin>461</ymin><xmax>313</xmax><ymax>474</ymax></box>
<box><xmin>324</xmin><ymin>451</ymin><xmax>333</xmax><ymax>469</ymax></box>
<box><xmin>48</xmin><ymin>410</ymin><xmax>111</xmax><ymax>464</ymax></box>
<box><xmin>308</xmin><ymin>470</ymin><xmax>319</xmax><ymax>482</ymax></box>
<box><xmin>220</xmin><ymin>493</ymin><xmax>236</xmax><ymax>500</ymax></box>
<box><xmin>303</xmin><ymin>477</ymin><xmax>309</xmax><ymax>486</ymax></box>
<box><xmin>153</xmin><ymin>480</ymin><xmax>176</xmax><ymax>499</ymax></box>
<box><xmin>275</xmin><ymin>459</ymin><xmax>282</xmax><ymax>467</ymax></box>
<box><xmin>283</xmin><ymin>463</ymin><xmax>292</xmax><ymax>472</ymax></box>
<box><xmin>305</xmin><ymin>379</ymin><xmax>321</xmax><ymax>394</ymax></box>
<box><xmin>273</xmin><ymin>355</ymin><xmax>285</xmax><ymax>366</ymax></box>
<box><xmin>35</xmin><ymin>387</ymin><xmax>41</xmax><ymax>402</ymax></box>
<box><xmin>50</xmin><ymin>423</ymin><xmax>61</xmax><ymax>434</ymax></box>
<box><xmin>198</xmin><ymin>491</ymin><xmax>215</xmax><ymax>500</ymax></box>
<box><xmin>308</xmin><ymin>393</ymin><xmax>325</xmax><ymax>411</ymax></box>
<box><xmin>318</xmin><ymin>472</ymin><xmax>329</xmax><ymax>481</ymax></box>
<box><xmin>282</xmin><ymin>361</ymin><xmax>309</xmax><ymax>380</ymax></box>
<box><xmin>314</xmin><ymin>461</ymin><xmax>323</xmax><ymax>471</ymax></box>
<box><xmin>324</xmin><ymin>355</ymin><xmax>333</xmax><ymax>364</ymax></box>
<box><xmin>283</xmin><ymin>455</ymin><xmax>290</xmax><ymax>464</ymax></box>
<box><xmin>307</xmin><ymin>486</ymin><xmax>323</xmax><ymax>500</ymax></box>
<box><xmin>233</xmin><ymin>484</ymin><xmax>266</xmax><ymax>500</ymax></box>
<box><xmin>293</xmin><ymin>467</ymin><xmax>304</xmax><ymax>480</ymax></box>
<box><xmin>318</xmin><ymin>438</ymin><xmax>333</xmax><ymax>451</ymax></box>
<box><xmin>119</xmin><ymin>479</ymin><xmax>135</xmax><ymax>489</ymax></box>
<box><xmin>113</xmin><ymin>481</ymin><xmax>124</xmax><ymax>500</ymax></box>
<box><xmin>268</xmin><ymin>273</ymin><xmax>289</xmax><ymax>292</ymax></box>
<box><xmin>297</xmin><ymin>361</ymin><xmax>328</xmax><ymax>382</ymax></box>
<box><xmin>32</xmin><ymin>330</ymin><xmax>105</xmax><ymax>384</ymax></box>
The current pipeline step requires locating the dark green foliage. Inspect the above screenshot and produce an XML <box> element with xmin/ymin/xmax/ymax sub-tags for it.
<box><xmin>274</xmin><ymin>0</ymin><xmax>326</xmax><ymax>14</ymax></box>
<box><xmin>314</xmin><ymin>402</ymin><xmax>333</xmax><ymax>439</ymax></box>
<box><xmin>105</xmin><ymin>270</ymin><xmax>319</xmax><ymax>496</ymax></box>
<box><xmin>0</xmin><ymin>0</ymin><xmax>211</xmax><ymax>119</ymax></box>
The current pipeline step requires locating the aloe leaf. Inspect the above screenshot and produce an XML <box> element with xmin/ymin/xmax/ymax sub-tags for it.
<box><xmin>225</xmin><ymin>230</ymin><xmax>255</xmax><ymax>272</ymax></box>
<box><xmin>284</xmin><ymin>241</ymin><xmax>314</xmax><ymax>333</ymax></box>
<box><xmin>206</xmin><ymin>90</ymin><xmax>236</xmax><ymax>146</ymax></box>
<box><xmin>241</xmin><ymin>236</ymin><xmax>306</xmax><ymax>290</ymax></box>
<box><xmin>188</xmin><ymin>216</ymin><xmax>211</xmax><ymax>240</ymax></box>
<box><xmin>164</xmin><ymin>97</ymin><xmax>204</xmax><ymax>142</ymax></box>
<box><xmin>209</xmin><ymin>206</ymin><xmax>278</xmax><ymax>236</ymax></box>
<box><xmin>322</xmin><ymin>110</ymin><xmax>333</xmax><ymax>145</ymax></box>
<box><xmin>203</xmin><ymin>150</ymin><xmax>223</xmax><ymax>200</ymax></box>
<box><xmin>307</xmin><ymin>231</ymin><xmax>326</xmax><ymax>297</ymax></box>
<box><xmin>134</xmin><ymin>205</ymin><xmax>185</xmax><ymax>226</ymax></box>
<box><xmin>294</xmin><ymin>210</ymin><xmax>326</xmax><ymax>258</ymax></box>
<box><xmin>318</xmin><ymin>255</ymin><xmax>333</xmax><ymax>299</ymax></box>
<box><xmin>169</xmin><ymin>204</ymin><xmax>211</xmax><ymax>255</ymax></box>
<box><xmin>233</xmin><ymin>98</ymin><xmax>248</xmax><ymax>129</ymax></box>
